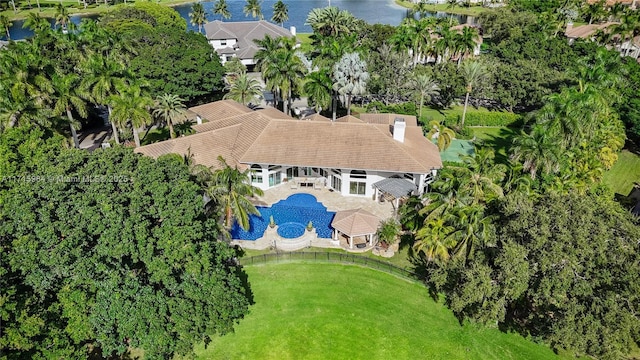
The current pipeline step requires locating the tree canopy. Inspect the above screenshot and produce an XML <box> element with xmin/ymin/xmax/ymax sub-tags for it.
<box><xmin>0</xmin><ymin>128</ymin><xmax>250</xmax><ymax>358</ymax></box>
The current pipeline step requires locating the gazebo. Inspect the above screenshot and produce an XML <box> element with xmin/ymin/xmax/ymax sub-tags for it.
<box><xmin>331</xmin><ymin>208</ymin><xmax>381</xmax><ymax>249</ymax></box>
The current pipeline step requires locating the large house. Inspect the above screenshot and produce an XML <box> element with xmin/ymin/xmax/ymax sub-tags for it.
<box><xmin>565</xmin><ymin>22</ymin><xmax>640</xmax><ymax>60</ymax></box>
<box><xmin>135</xmin><ymin>100</ymin><xmax>443</xmax><ymax>200</ymax></box>
<box><xmin>204</xmin><ymin>20</ymin><xmax>297</xmax><ymax>66</ymax></box>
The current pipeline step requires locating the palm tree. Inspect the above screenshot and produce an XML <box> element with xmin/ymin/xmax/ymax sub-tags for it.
<box><xmin>189</xmin><ymin>2</ymin><xmax>207</xmax><ymax>33</ymax></box>
<box><xmin>303</xmin><ymin>69</ymin><xmax>332</xmax><ymax>112</ymax></box>
<box><xmin>426</xmin><ymin>120</ymin><xmax>455</xmax><ymax>151</ymax></box>
<box><xmin>305</xmin><ymin>6</ymin><xmax>357</xmax><ymax>37</ymax></box>
<box><xmin>214</xmin><ymin>0</ymin><xmax>232</xmax><ymax>20</ymax></box>
<box><xmin>206</xmin><ymin>156</ymin><xmax>264</xmax><ymax>231</ymax></box>
<box><xmin>0</xmin><ymin>15</ymin><xmax>12</xmax><ymax>40</ymax></box>
<box><xmin>408</xmin><ymin>74</ymin><xmax>439</xmax><ymax>118</ymax></box>
<box><xmin>22</xmin><ymin>12</ymin><xmax>49</xmax><ymax>33</ymax></box>
<box><xmin>333</xmin><ymin>52</ymin><xmax>369</xmax><ymax>116</ymax></box>
<box><xmin>254</xmin><ymin>35</ymin><xmax>284</xmax><ymax>108</ymax></box>
<box><xmin>583</xmin><ymin>0</ymin><xmax>606</xmax><ymax>24</ymax></box>
<box><xmin>460</xmin><ymin>60</ymin><xmax>486</xmax><ymax>128</ymax></box>
<box><xmin>243</xmin><ymin>0</ymin><xmax>263</xmax><ymax>20</ymax></box>
<box><xmin>511</xmin><ymin>128</ymin><xmax>561</xmax><ymax>180</ymax></box>
<box><xmin>376</xmin><ymin>218</ymin><xmax>401</xmax><ymax>247</ymax></box>
<box><xmin>454</xmin><ymin>26</ymin><xmax>479</xmax><ymax>66</ymax></box>
<box><xmin>80</xmin><ymin>56</ymin><xmax>131</xmax><ymax>145</ymax></box>
<box><xmin>153</xmin><ymin>93</ymin><xmax>186</xmax><ymax>139</ymax></box>
<box><xmin>54</xmin><ymin>4</ymin><xmax>70</xmax><ymax>31</ymax></box>
<box><xmin>108</xmin><ymin>85</ymin><xmax>153</xmax><ymax>147</ymax></box>
<box><xmin>51</xmin><ymin>73</ymin><xmax>88</xmax><ymax>148</ymax></box>
<box><xmin>272</xmin><ymin>0</ymin><xmax>289</xmax><ymax>27</ymax></box>
<box><xmin>451</xmin><ymin>205</ymin><xmax>492</xmax><ymax>262</ymax></box>
<box><xmin>446</xmin><ymin>0</ymin><xmax>458</xmax><ymax>25</ymax></box>
<box><xmin>413</xmin><ymin>0</ymin><xmax>431</xmax><ymax>19</ymax></box>
<box><xmin>413</xmin><ymin>218</ymin><xmax>456</xmax><ymax>262</ymax></box>
<box><xmin>223</xmin><ymin>73</ymin><xmax>263</xmax><ymax>106</ymax></box>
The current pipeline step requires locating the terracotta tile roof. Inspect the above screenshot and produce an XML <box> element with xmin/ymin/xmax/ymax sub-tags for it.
<box><xmin>136</xmin><ymin>101</ymin><xmax>442</xmax><ymax>174</ymax></box>
<box><xmin>302</xmin><ymin>113</ymin><xmax>331</xmax><ymax>122</ymax></box>
<box><xmin>565</xmin><ymin>22</ymin><xmax>618</xmax><ymax>39</ymax></box>
<box><xmin>331</xmin><ymin>208</ymin><xmax>380</xmax><ymax>237</ymax></box>
<box><xmin>190</xmin><ymin>100</ymin><xmax>252</xmax><ymax>122</ymax></box>
<box><xmin>359</xmin><ymin>113</ymin><xmax>419</xmax><ymax>127</ymax></box>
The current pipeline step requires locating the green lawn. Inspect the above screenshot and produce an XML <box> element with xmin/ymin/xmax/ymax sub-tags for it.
<box><xmin>394</xmin><ymin>0</ymin><xmax>487</xmax><ymax>16</ymax></box>
<box><xmin>196</xmin><ymin>263</ymin><xmax>562</xmax><ymax>360</ymax></box>
<box><xmin>468</xmin><ymin>126</ymin><xmax>518</xmax><ymax>164</ymax></box>
<box><xmin>602</xmin><ymin>150</ymin><xmax>640</xmax><ymax>196</ymax></box>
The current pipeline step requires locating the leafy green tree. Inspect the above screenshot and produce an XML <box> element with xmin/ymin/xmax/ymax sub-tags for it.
<box><xmin>0</xmin><ymin>145</ymin><xmax>250</xmax><ymax>359</ymax></box>
<box><xmin>460</xmin><ymin>60</ymin><xmax>487</xmax><ymax>127</ymax></box>
<box><xmin>243</xmin><ymin>0</ymin><xmax>263</xmax><ymax>20</ymax></box>
<box><xmin>408</xmin><ymin>73</ymin><xmax>439</xmax><ymax>118</ymax></box>
<box><xmin>214</xmin><ymin>0</ymin><xmax>232</xmax><ymax>20</ymax></box>
<box><xmin>100</xmin><ymin>2</ymin><xmax>187</xmax><ymax>33</ymax></box>
<box><xmin>333</xmin><ymin>52</ymin><xmax>369</xmax><ymax>116</ymax></box>
<box><xmin>153</xmin><ymin>93</ymin><xmax>186</xmax><ymax>139</ymax></box>
<box><xmin>223</xmin><ymin>72</ymin><xmax>263</xmax><ymax>105</ymax></box>
<box><xmin>305</xmin><ymin>6</ymin><xmax>358</xmax><ymax>37</ymax></box>
<box><xmin>189</xmin><ymin>2</ymin><xmax>207</xmax><ymax>33</ymax></box>
<box><xmin>205</xmin><ymin>156</ymin><xmax>264</xmax><ymax>231</ymax></box>
<box><xmin>272</xmin><ymin>0</ymin><xmax>288</xmax><ymax>27</ymax></box>
<box><xmin>0</xmin><ymin>14</ymin><xmax>12</xmax><ymax>40</ymax></box>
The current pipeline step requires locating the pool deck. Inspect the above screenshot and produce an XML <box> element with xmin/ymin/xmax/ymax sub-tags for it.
<box><xmin>231</xmin><ymin>185</ymin><xmax>397</xmax><ymax>253</ymax></box>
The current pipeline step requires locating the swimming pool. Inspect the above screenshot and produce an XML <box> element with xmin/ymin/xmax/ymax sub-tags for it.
<box><xmin>230</xmin><ymin>193</ymin><xmax>336</xmax><ymax>240</ymax></box>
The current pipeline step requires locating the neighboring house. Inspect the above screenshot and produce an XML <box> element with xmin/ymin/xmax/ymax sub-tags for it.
<box><xmin>0</xmin><ymin>41</ymin><xmax>8</xmax><ymax>49</ymax></box>
<box><xmin>586</xmin><ymin>0</ymin><xmax>637</xmax><ymax>8</ymax></box>
<box><xmin>565</xmin><ymin>22</ymin><xmax>640</xmax><ymax>59</ymax></box>
<box><xmin>204</xmin><ymin>20</ymin><xmax>297</xmax><ymax>66</ymax></box>
<box><xmin>135</xmin><ymin>100</ymin><xmax>443</xmax><ymax>199</ymax></box>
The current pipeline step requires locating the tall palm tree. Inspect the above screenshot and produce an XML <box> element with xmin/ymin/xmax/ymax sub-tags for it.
<box><xmin>413</xmin><ymin>0</ymin><xmax>431</xmax><ymax>19</ymax></box>
<box><xmin>80</xmin><ymin>56</ymin><xmax>131</xmax><ymax>145</ymax></box>
<box><xmin>446</xmin><ymin>0</ymin><xmax>458</xmax><ymax>25</ymax></box>
<box><xmin>153</xmin><ymin>93</ymin><xmax>186</xmax><ymax>139</ymax></box>
<box><xmin>305</xmin><ymin>6</ymin><xmax>357</xmax><ymax>37</ymax></box>
<box><xmin>511</xmin><ymin>128</ymin><xmax>561</xmax><ymax>180</ymax></box>
<box><xmin>54</xmin><ymin>4</ymin><xmax>70</xmax><ymax>31</ymax></box>
<box><xmin>254</xmin><ymin>35</ymin><xmax>284</xmax><ymax>108</ymax></box>
<box><xmin>214</xmin><ymin>0</ymin><xmax>232</xmax><ymax>20</ymax></box>
<box><xmin>303</xmin><ymin>69</ymin><xmax>332</xmax><ymax>112</ymax></box>
<box><xmin>454</xmin><ymin>26</ymin><xmax>479</xmax><ymax>66</ymax></box>
<box><xmin>414</xmin><ymin>218</ymin><xmax>456</xmax><ymax>262</ymax></box>
<box><xmin>22</xmin><ymin>12</ymin><xmax>49</xmax><ymax>33</ymax></box>
<box><xmin>408</xmin><ymin>73</ymin><xmax>439</xmax><ymax>118</ymax></box>
<box><xmin>51</xmin><ymin>73</ymin><xmax>88</xmax><ymax>148</ymax></box>
<box><xmin>0</xmin><ymin>15</ymin><xmax>12</xmax><ymax>40</ymax></box>
<box><xmin>223</xmin><ymin>73</ymin><xmax>263</xmax><ymax>105</ymax></box>
<box><xmin>189</xmin><ymin>2</ymin><xmax>207</xmax><ymax>34</ymax></box>
<box><xmin>272</xmin><ymin>0</ymin><xmax>289</xmax><ymax>27</ymax></box>
<box><xmin>108</xmin><ymin>85</ymin><xmax>153</xmax><ymax>147</ymax></box>
<box><xmin>243</xmin><ymin>0</ymin><xmax>263</xmax><ymax>20</ymax></box>
<box><xmin>460</xmin><ymin>60</ymin><xmax>486</xmax><ymax>128</ymax></box>
<box><xmin>451</xmin><ymin>204</ymin><xmax>492</xmax><ymax>262</ymax></box>
<box><xmin>206</xmin><ymin>156</ymin><xmax>264</xmax><ymax>231</ymax></box>
<box><xmin>333</xmin><ymin>52</ymin><xmax>369</xmax><ymax>116</ymax></box>
<box><xmin>426</xmin><ymin>120</ymin><xmax>455</xmax><ymax>151</ymax></box>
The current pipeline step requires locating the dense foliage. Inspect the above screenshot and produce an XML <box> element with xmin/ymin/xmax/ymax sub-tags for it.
<box><xmin>0</xmin><ymin>127</ymin><xmax>250</xmax><ymax>358</ymax></box>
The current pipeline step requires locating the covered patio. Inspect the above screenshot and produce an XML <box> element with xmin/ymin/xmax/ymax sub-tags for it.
<box><xmin>331</xmin><ymin>208</ymin><xmax>381</xmax><ymax>250</ymax></box>
<box><xmin>373</xmin><ymin>178</ymin><xmax>417</xmax><ymax>209</ymax></box>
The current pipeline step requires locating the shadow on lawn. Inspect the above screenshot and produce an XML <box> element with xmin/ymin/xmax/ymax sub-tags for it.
<box><xmin>475</xmin><ymin>127</ymin><xmax>519</xmax><ymax>165</ymax></box>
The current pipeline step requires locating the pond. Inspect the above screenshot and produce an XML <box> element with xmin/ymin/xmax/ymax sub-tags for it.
<box><xmin>5</xmin><ymin>0</ymin><xmax>472</xmax><ymax>40</ymax></box>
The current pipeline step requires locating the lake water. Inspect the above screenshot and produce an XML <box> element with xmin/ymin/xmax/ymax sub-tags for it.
<box><xmin>6</xmin><ymin>0</ymin><xmax>470</xmax><ymax>40</ymax></box>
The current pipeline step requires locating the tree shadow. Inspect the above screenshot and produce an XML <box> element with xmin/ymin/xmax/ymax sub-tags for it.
<box><xmin>475</xmin><ymin>127</ymin><xmax>519</xmax><ymax>165</ymax></box>
<box><xmin>141</xmin><ymin>128</ymin><xmax>170</xmax><ymax>146</ymax></box>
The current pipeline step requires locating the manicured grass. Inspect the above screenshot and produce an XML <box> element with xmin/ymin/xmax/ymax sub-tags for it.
<box><xmin>296</xmin><ymin>33</ymin><xmax>314</xmax><ymax>54</ymax></box>
<box><xmin>468</xmin><ymin>126</ymin><xmax>518</xmax><ymax>164</ymax></box>
<box><xmin>395</xmin><ymin>0</ymin><xmax>487</xmax><ymax>16</ymax></box>
<box><xmin>602</xmin><ymin>150</ymin><xmax>640</xmax><ymax>196</ymax></box>
<box><xmin>196</xmin><ymin>263</ymin><xmax>561</xmax><ymax>359</ymax></box>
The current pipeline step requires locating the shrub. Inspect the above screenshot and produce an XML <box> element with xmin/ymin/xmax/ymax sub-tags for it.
<box><xmin>366</xmin><ymin>101</ymin><xmax>417</xmax><ymax>116</ymax></box>
<box><xmin>444</xmin><ymin>111</ymin><xmax>522</xmax><ymax>127</ymax></box>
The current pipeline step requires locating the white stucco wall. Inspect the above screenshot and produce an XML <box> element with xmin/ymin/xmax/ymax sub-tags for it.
<box><xmin>209</xmin><ymin>38</ymin><xmax>237</xmax><ymax>49</ymax></box>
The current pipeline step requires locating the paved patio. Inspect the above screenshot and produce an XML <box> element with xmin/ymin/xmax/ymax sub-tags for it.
<box><xmin>233</xmin><ymin>184</ymin><xmax>397</xmax><ymax>253</ymax></box>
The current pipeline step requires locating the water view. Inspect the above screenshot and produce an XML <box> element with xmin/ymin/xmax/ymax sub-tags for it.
<box><xmin>5</xmin><ymin>0</ymin><xmax>470</xmax><ymax>40</ymax></box>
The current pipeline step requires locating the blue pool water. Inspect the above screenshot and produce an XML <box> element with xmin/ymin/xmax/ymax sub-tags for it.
<box><xmin>230</xmin><ymin>193</ymin><xmax>336</xmax><ymax>240</ymax></box>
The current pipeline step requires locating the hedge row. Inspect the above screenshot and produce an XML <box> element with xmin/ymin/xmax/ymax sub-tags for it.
<box><xmin>443</xmin><ymin>111</ymin><xmax>522</xmax><ymax>127</ymax></box>
<box><xmin>365</xmin><ymin>101</ymin><xmax>416</xmax><ymax>116</ymax></box>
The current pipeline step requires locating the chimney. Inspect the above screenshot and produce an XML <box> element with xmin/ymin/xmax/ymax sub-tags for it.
<box><xmin>393</xmin><ymin>117</ymin><xmax>406</xmax><ymax>143</ymax></box>
<box><xmin>290</xmin><ymin>26</ymin><xmax>296</xmax><ymax>36</ymax></box>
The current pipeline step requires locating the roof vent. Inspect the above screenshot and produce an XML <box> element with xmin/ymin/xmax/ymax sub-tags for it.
<box><xmin>393</xmin><ymin>117</ymin><xmax>406</xmax><ymax>143</ymax></box>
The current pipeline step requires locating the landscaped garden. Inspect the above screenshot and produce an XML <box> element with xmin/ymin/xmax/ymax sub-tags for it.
<box><xmin>195</xmin><ymin>263</ymin><xmax>561</xmax><ymax>360</ymax></box>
